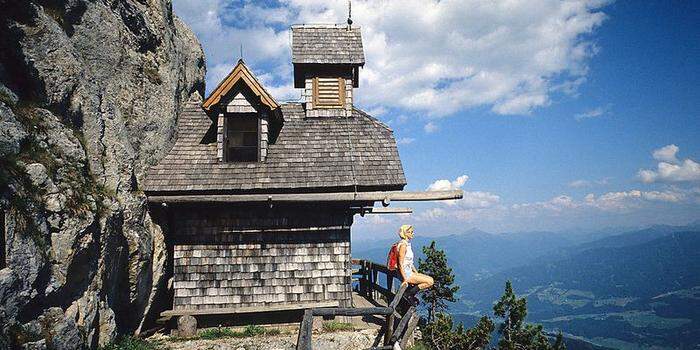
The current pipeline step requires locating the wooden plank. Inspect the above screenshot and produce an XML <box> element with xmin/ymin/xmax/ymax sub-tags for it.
<box><xmin>388</xmin><ymin>284</ymin><xmax>407</xmax><ymax>310</ymax></box>
<box><xmin>399</xmin><ymin>312</ymin><xmax>421</xmax><ymax>349</ymax></box>
<box><xmin>365</xmin><ymin>207</ymin><xmax>413</xmax><ymax>214</ymax></box>
<box><xmin>384</xmin><ymin>284</ymin><xmax>407</xmax><ymax>346</ymax></box>
<box><xmin>148</xmin><ymin>190</ymin><xmax>464</xmax><ymax>204</ymax></box>
<box><xmin>161</xmin><ymin>301</ymin><xmax>339</xmax><ymax>317</ymax></box>
<box><xmin>297</xmin><ymin>309</ymin><xmax>313</xmax><ymax>350</ymax></box>
<box><xmin>311</xmin><ymin>307</ymin><xmax>393</xmax><ymax>317</ymax></box>
<box><xmin>390</xmin><ymin>306</ymin><xmax>416</xmax><ymax>343</ymax></box>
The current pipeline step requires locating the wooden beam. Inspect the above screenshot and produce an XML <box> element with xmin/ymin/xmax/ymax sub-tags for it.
<box><xmin>160</xmin><ymin>301</ymin><xmax>338</xmax><ymax>317</ymax></box>
<box><xmin>148</xmin><ymin>190</ymin><xmax>463</xmax><ymax>204</ymax></box>
<box><xmin>311</xmin><ymin>307</ymin><xmax>393</xmax><ymax>317</ymax></box>
<box><xmin>364</xmin><ymin>207</ymin><xmax>413</xmax><ymax>214</ymax></box>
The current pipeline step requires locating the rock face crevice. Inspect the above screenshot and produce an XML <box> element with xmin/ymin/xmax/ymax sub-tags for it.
<box><xmin>0</xmin><ymin>0</ymin><xmax>205</xmax><ymax>348</ymax></box>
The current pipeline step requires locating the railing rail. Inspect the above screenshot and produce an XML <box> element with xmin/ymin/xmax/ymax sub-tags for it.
<box><xmin>296</xmin><ymin>259</ymin><xmax>419</xmax><ymax>350</ymax></box>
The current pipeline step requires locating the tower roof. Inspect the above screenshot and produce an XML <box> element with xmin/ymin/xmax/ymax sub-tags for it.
<box><xmin>291</xmin><ymin>24</ymin><xmax>365</xmax><ymax>65</ymax></box>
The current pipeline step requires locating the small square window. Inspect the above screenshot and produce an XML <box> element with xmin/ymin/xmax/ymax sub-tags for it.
<box><xmin>225</xmin><ymin>115</ymin><xmax>259</xmax><ymax>162</ymax></box>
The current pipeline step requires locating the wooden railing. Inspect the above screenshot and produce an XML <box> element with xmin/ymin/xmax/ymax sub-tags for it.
<box><xmin>296</xmin><ymin>259</ymin><xmax>420</xmax><ymax>350</ymax></box>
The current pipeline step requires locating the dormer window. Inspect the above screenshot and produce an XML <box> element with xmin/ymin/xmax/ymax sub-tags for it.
<box><xmin>225</xmin><ymin>114</ymin><xmax>258</xmax><ymax>162</ymax></box>
<box><xmin>313</xmin><ymin>77</ymin><xmax>345</xmax><ymax>108</ymax></box>
<box><xmin>202</xmin><ymin>60</ymin><xmax>280</xmax><ymax>163</ymax></box>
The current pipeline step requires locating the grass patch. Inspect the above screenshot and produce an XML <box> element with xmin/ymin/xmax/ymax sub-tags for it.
<box><xmin>99</xmin><ymin>336</ymin><xmax>160</xmax><ymax>350</ymax></box>
<box><xmin>407</xmin><ymin>341</ymin><xmax>429</xmax><ymax>350</ymax></box>
<box><xmin>196</xmin><ymin>325</ymin><xmax>277</xmax><ymax>340</ymax></box>
<box><xmin>322</xmin><ymin>321</ymin><xmax>354</xmax><ymax>332</ymax></box>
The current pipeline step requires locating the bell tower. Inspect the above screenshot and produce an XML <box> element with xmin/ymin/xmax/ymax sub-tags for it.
<box><xmin>291</xmin><ymin>24</ymin><xmax>365</xmax><ymax>118</ymax></box>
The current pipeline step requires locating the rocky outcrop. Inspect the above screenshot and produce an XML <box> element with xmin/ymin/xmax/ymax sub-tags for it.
<box><xmin>0</xmin><ymin>0</ymin><xmax>205</xmax><ymax>348</ymax></box>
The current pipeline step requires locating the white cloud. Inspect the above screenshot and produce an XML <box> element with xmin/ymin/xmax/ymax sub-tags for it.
<box><xmin>460</xmin><ymin>191</ymin><xmax>501</xmax><ymax>209</ymax></box>
<box><xmin>652</xmin><ymin>144</ymin><xmax>680</xmax><ymax>163</ymax></box>
<box><xmin>638</xmin><ymin>145</ymin><xmax>700</xmax><ymax>183</ymax></box>
<box><xmin>396</xmin><ymin>137</ymin><xmax>415</xmax><ymax>145</ymax></box>
<box><xmin>426</xmin><ymin>175</ymin><xmax>500</xmax><ymax>209</ymax></box>
<box><xmin>427</xmin><ymin>175</ymin><xmax>469</xmax><ymax>191</ymax></box>
<box><xmin>569</xmin><ymin>179</ymin><xmax>592</xmax><ymax>188</ymax></box>
<box><xmin>424</xmin><ymin>121</ymin><xmax>438</xmax><ymax>134</ymax></box>
<box><xmin>568</xmin><ymin>177</ymin><xmax>611</xmax><ymax>188</ymax></box>
<box><xmin>574</xmin><ymin>105</ymin><xmax>610</xmax><ymax>121</ymax></box>
<box><xmin>173</xmin><ymin>0</ymin><xmax>609</xmax><ymax>116</ymax></box>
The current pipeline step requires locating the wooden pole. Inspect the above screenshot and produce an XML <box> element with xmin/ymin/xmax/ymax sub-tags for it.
<box><xmin>390</xmin><ymin>306</ymin><xmax>416</xmax><ymax>343</ymax></box>
<box><xmin>296</xmin><ymin>309</ymin><xmax>313</xmax><ymax>350</ymax></box>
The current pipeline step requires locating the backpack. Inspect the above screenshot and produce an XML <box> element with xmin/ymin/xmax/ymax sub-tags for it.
<box><xmin>387</xmin><ymin>241</ymin><xmax>403</xmax><ymax>271</ymax></box>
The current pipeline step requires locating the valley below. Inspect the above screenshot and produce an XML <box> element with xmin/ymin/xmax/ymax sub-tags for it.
<box><xmin>353</xmin><ymin>224</ymin><xmax>700</xmax><ymax>349</ymax></box>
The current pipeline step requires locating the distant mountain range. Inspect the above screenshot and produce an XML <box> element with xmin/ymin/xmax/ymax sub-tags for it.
<box><xmin>352</xmin><ymin>224</ymin><xmax>700</xmax><ymax>350</ymax></box>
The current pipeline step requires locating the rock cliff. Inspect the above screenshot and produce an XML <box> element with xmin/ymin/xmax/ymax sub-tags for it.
<box><xmin>0</xmin><ymin>0</ymin><xmax>205</xmax><ymax>348</ymax></box>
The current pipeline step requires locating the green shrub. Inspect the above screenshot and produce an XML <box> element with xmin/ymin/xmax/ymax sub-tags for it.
<box><xmin>197</xmin><ymin>325</ymin><xmax>275</xmax><ymax>340</ymax></box>
<box><xmin>198</xmin><ymin>327</ymin><xmax>240</xmax><ymax>340</ymax></box>
<box><xmin>99</xmin><ymin>336</ymin><xmax>159</xmax><ymax>350</ymax></box>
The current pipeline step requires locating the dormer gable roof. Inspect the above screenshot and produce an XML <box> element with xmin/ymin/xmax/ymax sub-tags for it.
<box><xmin>202</xmin><ymin>59</ymin><xmax>279</xmax><ymax>111</ymax></box>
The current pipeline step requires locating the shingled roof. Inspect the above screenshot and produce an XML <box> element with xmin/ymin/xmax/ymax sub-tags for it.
<box><xmin>291</xmin><ymin>25</ymin><xmax>365</xmax><ymax>65</ymax></box>
<box><xmin>143</xmin><ymin>98</ymin><xmax>406</xmax><ymax>194</ymax></box>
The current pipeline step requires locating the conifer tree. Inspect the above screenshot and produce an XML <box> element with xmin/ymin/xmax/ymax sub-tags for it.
<box><xmin>493</xmin><ymin>281</ymin><xmax>566</xmax><ymax>350</ymax></box>
<box><xmin>418</xmin><ymin>241</ymin><xmax>460</xmax><ymax>322</ymax></box>
<box><xmin>422</xmin><ymin>313</ymin><xmax>494</xmax><ymax>350</ymax></box>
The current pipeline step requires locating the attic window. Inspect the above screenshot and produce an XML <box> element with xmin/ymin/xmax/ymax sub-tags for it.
<box><xmin>313</xmin><ymin>77</ymin><xmax>345</xmax><ymax>107</ymax></box>
<box><xmin>225</xmin><ymin>114</ymin><xmax>259</xmax><ymax>162</ymax></box>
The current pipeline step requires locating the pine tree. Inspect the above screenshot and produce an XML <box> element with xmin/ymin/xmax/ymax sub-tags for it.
<box><xmin>423</xmin><ymin>313</ymin><xmax>494</xmax><ymax>350</ymax></box>
<box><xmin>418</xmin><ymin>241</ymin><xmax>460</xmax><ymax>322</ymax></box>
<box><xmin>493</xmin><ymin>281</ymin><xmax>566</xmax><ymax>350</ymax></box>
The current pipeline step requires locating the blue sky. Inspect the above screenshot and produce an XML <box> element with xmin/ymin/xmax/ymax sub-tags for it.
<box><xmin>172</xmin><ymin>0</ymin><xmax>700</xmax><ymax>240</ymax></box>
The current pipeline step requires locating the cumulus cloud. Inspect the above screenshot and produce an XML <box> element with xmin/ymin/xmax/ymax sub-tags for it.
<box><xmin>426</xmin><ymin>175</ymin><xmax>500</xmax><ymax>209</ymax></box>
<box><xmin>638</xmin><ymin>145</ymin><xmax>700</xmax><ymax>183</ymax></box>
<box><xmin>173</xmin><ymin>0</ymin><xmax>609</xmax><ymax>116</ymax></box>
<box><xmin>427</xmin><ymin>175</ymin><xmax>469</xmax><ymax>191</ymax></box>
<box><xmin>652</xmin><ymin>144</ymin><xmax>680</xmax><ymax>163</ymax></box>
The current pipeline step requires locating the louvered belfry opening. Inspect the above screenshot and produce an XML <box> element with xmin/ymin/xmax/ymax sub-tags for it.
<box><xmin>313</xmin><ymin>77</ymin><xmax>346</xmax><ymax>108</ymax></box>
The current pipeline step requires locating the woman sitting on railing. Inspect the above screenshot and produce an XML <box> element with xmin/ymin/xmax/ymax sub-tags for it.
<box><xmin>394</xmin><ymin>224</ymin><xmax>434</xmax><ymax>301</ymax></box>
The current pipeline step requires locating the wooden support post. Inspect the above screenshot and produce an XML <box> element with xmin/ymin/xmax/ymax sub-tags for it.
<box><xmin>385</xmin><ymin>284</ymin><xmax>407</xmax><ymax>346</ymax></box>
<box><xmin>399</xmin><ymin>312</ymin><xmax>421</xmax><ymax>349</ymax></box>
<box><xmin>297</xmin><ymin>309</ymin><xmax>313</xmax><ymax>350</ymax></box>
<box><xmin>390</xmin><ymin>306</ymin><xmax>416</xmax><ymax>343</ymax></box>
<box><xmin>372</xmin><ymin>269</ymin><xmax>379</xmax><ymax>301</ymax></box>
<box><xmin>387</xmin><ymin>274</ymin><xmax>394</xmax><ymax>295</ymax></box>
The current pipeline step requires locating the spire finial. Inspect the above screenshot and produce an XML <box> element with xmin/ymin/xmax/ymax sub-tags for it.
<box><xmin>240</xmin><ymin>43</ymin><xmax>243</xmax><ymax>60</ymax></box>
<box><xmin>347</xmin><ymin>0</ymin><xmax>353</xmax><ymax>28</ymax></box>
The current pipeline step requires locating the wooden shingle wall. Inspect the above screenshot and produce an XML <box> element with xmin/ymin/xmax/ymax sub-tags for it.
<box><xmin>170</xmin><ymin>205</ymin><xmax>353</xmax><ymax>310</ymax></box>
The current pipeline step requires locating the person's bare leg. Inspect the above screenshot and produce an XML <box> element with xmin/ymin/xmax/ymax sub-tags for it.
<box><xmin>407</xmin><ymin>273</ymin><xmax>434</xmax><ymax>290</ymax></box>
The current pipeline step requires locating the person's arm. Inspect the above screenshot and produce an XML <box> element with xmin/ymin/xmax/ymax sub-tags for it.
<box><xmin>398</xmin><ymin>242</ymin><xmax>408</xmax><ymax>284</ymax></box>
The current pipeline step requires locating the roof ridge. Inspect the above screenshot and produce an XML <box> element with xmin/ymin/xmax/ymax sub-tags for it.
<box><xmin>291</xmin><ymin>23</ymin><xmax>361</xmax><ymax>29</ymax></box>
<box><xmin>353</xmin><ymin>108</ymin><xmax>393</xmax><ymax>133</ymax></box>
